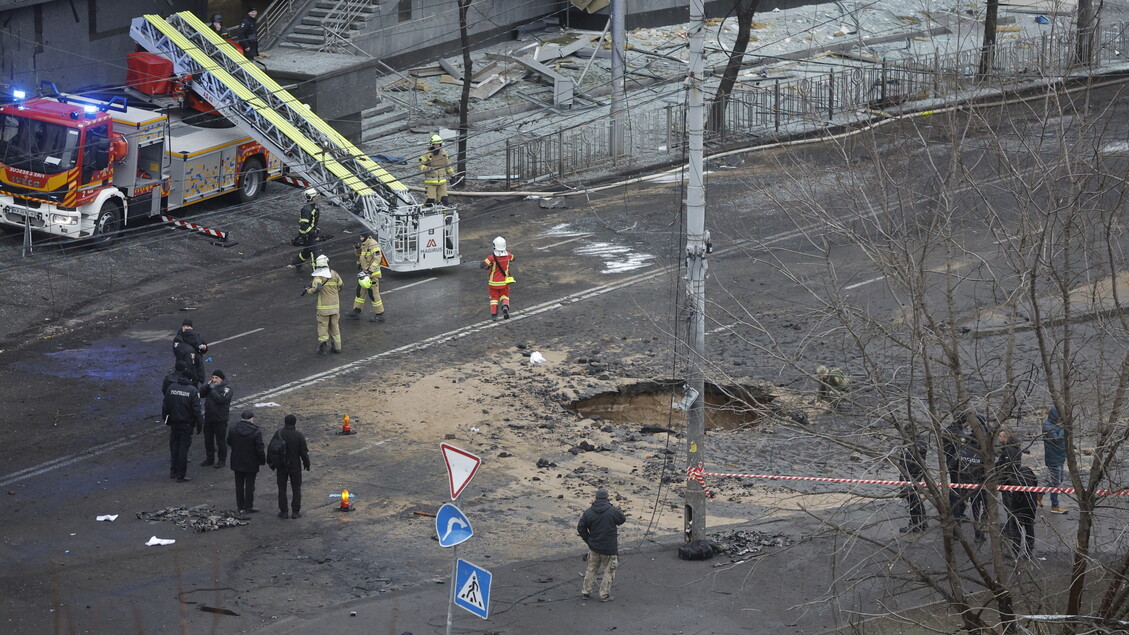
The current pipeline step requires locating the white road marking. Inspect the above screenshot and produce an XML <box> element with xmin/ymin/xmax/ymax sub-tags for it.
<box><xmin>384</xmin><ymin>277</ymin><xmax>437</xmax><ymax>294</ymax></box>
<box><xmin>707</xmin><ymin>322</ymin><xmax>740</xmax><ymax>335</ymax></box>
<box><xmin>347</xmin><ymin>440</ymin><xmax>389</xmax><ymax>455</ymax></box>
<box><xmin>844</xmin><ymin>276</ymin><xmax>885</xmax><ymax>290</ymax></box>
<box><xmin>538</xmin><ymin>235</ymin><xmax>592</xmax><ymax>250</ymax></box>
<box><xmin>209</xmin><ymin>327</ymin><xmax>264</xmax><ymax>345</ymax></box>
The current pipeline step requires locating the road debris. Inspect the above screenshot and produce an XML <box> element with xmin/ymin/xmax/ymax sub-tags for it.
<box><xmin>137</xmin><ymin>505</ymin><xmax>249</xmax><ymax>533</ymax></box>
<box><xmin>96</xmin><ymin>514</ymin><xmax>118</xmax><ymax>521</ymax></box>
<box><xmin>145</xmin><ymin>536</ymin><xmax>176</xmax><ymax>546</ymax></box>
<box><xmin>708</xmin><ymin>529</ymin><xmax>794</xmax><ymax>563</ymax></box>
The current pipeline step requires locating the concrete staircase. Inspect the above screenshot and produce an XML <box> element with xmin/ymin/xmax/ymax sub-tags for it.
<box><xmin>277</xmin><ymin>0</ymin><xmax>380</xmax><ymax>53</ymax></box>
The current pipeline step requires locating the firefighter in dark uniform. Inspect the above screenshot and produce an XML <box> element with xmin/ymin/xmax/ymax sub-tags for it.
<box><xmin>297</xmin><ymin>188</ymin><xmax>320</xmax><ymax>244</ymax></box>
<box><xmin>418</xmin><ymin>134</ymin><xmax>454</xmax><ymax>206</ymax></box>
<box><xmin>163</xmin><ymin>365</ymin><xmax>203</xmax><ymax>482</ymax></box>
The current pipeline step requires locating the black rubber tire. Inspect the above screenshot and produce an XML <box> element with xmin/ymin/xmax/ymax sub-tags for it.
<box><xmin>238</xmin><ymin>157</ymin><xmax>266</xmax><ymax>203</ymax></box>
<box><xmin>92</xmin><ymin>199</ymin><xmax>122</xmax><ymax>245</ymax></box>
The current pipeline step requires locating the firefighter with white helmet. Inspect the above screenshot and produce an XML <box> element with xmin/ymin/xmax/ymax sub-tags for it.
<box><xmin>418</xmin><ymin>134</ymin><xmax>454</xmax><ymax>206</ymax></box>
<box><xmin>296</xmin><ymin>188</ymin><xmax>320</xmax><ymax>245</ymax></box>
<box><xmin>300</xmin><ymin>253</ymin><xmax>343</xmax><ymax>356</ymax></box>
<box><xmin>479</xmin><ymin>236</ymin><xmax>515</xmax><ymax>321</ymax></box>
<box><xmin>350</xmin><ymin>230</ymin><xmax>385</xmax><ymax>323</ymax></box>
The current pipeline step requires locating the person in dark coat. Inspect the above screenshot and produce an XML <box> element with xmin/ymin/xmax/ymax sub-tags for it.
<box><xmin>173</xmin><ymin>319</ymin><xmax>207</xmax><ymax>387</ymax></box>
<box><xmin>237</xmin><ymin>7</ymin><xmax>259</xmax><ymax>60</ymax></box>
<box><xmin>957</xmin><ymin>434</ymin><xmax>988</xmax><ymax>542</ymax></box>
<box><xmin>577</xmin><ymin>487</ymin><xmax>626</xmax><ymax>602</ymax></box>
<box><xmin>1043</xmin><ymin>406</ymin><xmax>1069</xmax><ymax>514</ymax></box>
<box><xmin>1002</xmin><ymin>466</ymin><xmax>1038</xmax><ymax>557</ymax></box>
<box><xmin>199</xmin><ymin>370</ymin><xmax>233</xmax><ymax>468</ymax></box>
<box><xmin>942</xmin><ymin>416</ymin><xmax>968</xmax><ymax>518</ymax></box>
<box><xmin>162</xmin><ymin>359</ymin><xmax>189</xmax><ymax>396</ymax></box>
<box><xmin>273</xmin><ymin>414</ymin><xmax>310</xmax><ymax>519</ymax></box>
<box><xmin>162</xmin><ymin>368</ymin><xmax>202</xmax><ymax>482</ymax></box>
<box><xmin>897</xmin><ymin>437</ymin><xmax>929</xmax><ymax>533</ymax></box>
<box><xmin>227</xmin><ymin>410</ymin><xmax>265</xmax><ymax>514</ymax></box>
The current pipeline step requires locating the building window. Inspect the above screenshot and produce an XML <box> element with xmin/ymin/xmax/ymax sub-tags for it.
<box><xmin>398</xmin><ymin>0</ymin><xmax>411</xmax><ymax>22</ymax></box>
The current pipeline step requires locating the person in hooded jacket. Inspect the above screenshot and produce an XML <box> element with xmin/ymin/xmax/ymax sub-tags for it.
<box><xmin>577</xmin><ymin>487</ymin><xmax>626</xmax><ymax>602</ymax></box>
<box><xmin>162</xmin><ymin>366</ymin><xmax>202</xmax><ymax>482</ymax></box>
<box><xmin>227</xmin><ymin>410</ymin><xmax>265</xmax><ymax>514</ymax></box>
<box><xmin>199</xmin><ymin>370</ymin><xmax>233</xmax><ymax>468</ymax></box>
<box><xmin>1043</xmin><ymin>406</ymin><xmax>1068</xmax><ymax>514</ymax></box>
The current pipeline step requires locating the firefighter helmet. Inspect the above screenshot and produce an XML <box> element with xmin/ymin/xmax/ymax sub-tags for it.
<box><xmin>357</xmin><ymin>272</ymin><xmax>373</xmax><ymax>289</ymax></box>
<box><xmin>429</xmin><ymin>134</ymin><xmax>443</xmax><ymax>146</ymax></box>
<box><xmin>304</xmin><ymin>188</ymin><xmax>318</xmax><ymax>201</ymax></box>
<box><xmin>493</xmin><ymin>236</ymin><xmax>507</xmax><ymax>254</ymax></box>
<box><xmin>314</xmin><ymin>254</ymin><xmax>329</xmax><ymax>268</ymax></box>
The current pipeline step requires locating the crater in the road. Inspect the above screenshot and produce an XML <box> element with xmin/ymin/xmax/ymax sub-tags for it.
<box><xmin>568</xmin><ymin>380</ymin><xmax>775</xmax><ymax>430</ymax></box>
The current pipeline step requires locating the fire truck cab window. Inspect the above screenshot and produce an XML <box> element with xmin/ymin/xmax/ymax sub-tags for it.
<box><xmin>83</xmin><ymin>124</ymin><xmax>110</xmax><ymax>181</ymax></box>
<box><xmin>0</xmin><ymin>114</ymin><xmax>79</xmax><ymax>174</ymax></box>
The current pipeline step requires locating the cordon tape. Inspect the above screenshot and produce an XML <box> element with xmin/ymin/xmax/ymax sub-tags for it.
<box><xmin>684</xmin><ymin>464</ymin><xmax>1129</xmax><ymax>498</ymax></box>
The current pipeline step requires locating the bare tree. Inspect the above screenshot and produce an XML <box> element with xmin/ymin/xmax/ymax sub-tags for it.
<box><xmin>708</xmin><ymin>0</ymin><xmax>759</xmax><ymax>134</ymax></box>
<box><xmin>978</xmin><ymin>0</ymin><xmax>999</xmax><ymax>80</ymax></box>
<box><xmin>457</xmin><ymin>0</ymin><xmax>473</xmax><ymax>183</ymax></box>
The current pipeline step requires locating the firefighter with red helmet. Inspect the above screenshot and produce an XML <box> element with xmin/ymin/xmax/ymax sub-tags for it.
<box><xmin>418</xmin><ymin>134</ymin><xmax>454</xmax><ymax>206</ymax></box>
<box><xmin>480</xmin><ymin>236</ymin><xmax>514</xmax><ymax>321</ymax></box>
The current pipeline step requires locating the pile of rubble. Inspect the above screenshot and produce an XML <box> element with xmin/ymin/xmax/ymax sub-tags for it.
<box><xmin>708</xmin><ymin>528</ymin><xmax>793</xmax><ymax>559</ymax></box>
<box><xmin>137</xmin><ymin>504</ymin><xmax>249</xmax><ymax>533</ymax></box>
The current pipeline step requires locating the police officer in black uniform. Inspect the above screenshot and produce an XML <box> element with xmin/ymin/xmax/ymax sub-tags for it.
<box><xmin>163</xmin><ymin>367</ymin><xmax>203</xmax><ymax>482</ymax></box>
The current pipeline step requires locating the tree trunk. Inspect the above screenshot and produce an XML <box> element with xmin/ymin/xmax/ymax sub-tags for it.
<box><xmin>1076</xmin><ymin>0</ymin><xmax>1098</xmax><ymax>67</ymax></box>
<box><xmin>457</xmin><ymin>0</ymin><xmax>473</xmax><ymax>183</ymax></box>
<box><xmin>977</xmin><ymin>0</ymin><xmax>999</xmax><ymax>80</ymax></box>
<box><xmin>708</xmin><ymin>0</ymin><xmax>759</xmax><ymax>134</ymax></box>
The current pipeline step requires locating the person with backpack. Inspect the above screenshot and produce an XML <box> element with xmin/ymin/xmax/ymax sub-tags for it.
<box><xmin>270</xmin><ymin>414</ymin><xmax>310</xmax><ymax>519</ymax></box>
<box><xmin>227</xmin><ymin>410</ymin><xmax>265</xmax><ymax>514</ymax></box>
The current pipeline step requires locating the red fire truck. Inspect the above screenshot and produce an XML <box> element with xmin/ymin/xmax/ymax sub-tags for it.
<box><xmin>0</xmin><ymin>53</ymin><xmax>281</xmax><ymax>242</ymax></box>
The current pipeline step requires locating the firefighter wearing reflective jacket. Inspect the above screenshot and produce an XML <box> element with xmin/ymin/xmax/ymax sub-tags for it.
<box><xmin>301</xmin><ymin>254</ymin><xmax>343</xmax><ymax>356</ymax></box>
<box><xmin>296</xmin><ymin>188</ymin><xmax>320</xmax><ymax>245</ymax></box>
<box><xmin>480</xmin><ymin>236</ymin><xmax>514</xmax><ymax>321</ymax></box>
<box><xmin>418</xmin><ymin>134</ymin><xmax>454</xmax><ymax>206</ymax></box>
<box><xmin>350</xmin><ymin>231</ymin><xmax>385</xmax><ymax>323</ymax></box>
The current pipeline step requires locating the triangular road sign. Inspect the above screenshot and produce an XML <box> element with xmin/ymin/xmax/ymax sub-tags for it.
<box><xmin>440</xmin><ymin>443</ymin><xmax>482</xmax><ymax>500</ymax></box>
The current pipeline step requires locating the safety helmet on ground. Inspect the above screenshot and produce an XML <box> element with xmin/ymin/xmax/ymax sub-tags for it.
<box><xmin>357</xmin><ymin>271</ymin><xmax>373</xmax><ymax>289</ymax></box>
<box><xmin>304</xmin><ymin>188</ymin><xmax>318</xmax><ymax>201</ymax></box>
<box><xmin>492</xmin><ymin>236</ymin><xmax>507</xmax><ymax>255</ymax></box>
<box><xmin>429</xmin><ymin>134</ymin><xmax>443</xmax><ymax>146</ymax></box>
<box><xmin>314</xmin><ymin>254</ymin><xmax>329</xmax><ymax>268</ymax></box>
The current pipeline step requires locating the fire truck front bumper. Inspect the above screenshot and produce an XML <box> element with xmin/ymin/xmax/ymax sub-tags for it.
<box><xmin>0</xmin><ymin>196</ymin><xmax>83</xmax><ymax>236</ymax></box>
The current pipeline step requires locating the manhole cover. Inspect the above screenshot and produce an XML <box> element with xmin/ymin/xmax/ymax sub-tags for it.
<box><xmin>568</xmin><ymin>380</ymin><xmax>773</xmax><ymax>430</ymax></box>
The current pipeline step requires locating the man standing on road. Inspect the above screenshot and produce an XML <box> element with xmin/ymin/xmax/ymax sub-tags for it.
<box><xmin>227</xmin><ymin>410</ymin><xmax>265</xmax><ymax>514</ymax></box>
<box><xmin>173</xmin><ymin>319</ymin><xmax>207</xmax><ymax>387</ymax></box>
<box><xmin>274</xmin><ymin>414</ymin><xmax>310</xmax><ymax>519</ymax></box>
<box><xmin>198</xmin><ymin>370</ymin><xmax>233</xmax><ymax>468</ymax></box>
<box><xmin>1043</xmin><ymin>406</ymin><xmax>1069</xmax><ymax>514</ymax></box>
<box><xmin>162</xmin><ymin>365</ymin><xmax>202</xmax><ymax>482</ymax></box>
<box><xmin>480</xmin><ymin>236</ymin><xmax>514</xmax><ymax>321</ymax></box>
<box><xmin>577</xmin><ymin>487</ymin><xmax>626</xmax><ymax>602</ymax></box>
<box><xmin>302</xmin><ymin>254</ymin><xmax>343</xmax><ymax>356</ymax></box>
<box><xmin>349</xmin><ymin>231</ymin><xmax>385</xmax><ymax>323</ymax></box>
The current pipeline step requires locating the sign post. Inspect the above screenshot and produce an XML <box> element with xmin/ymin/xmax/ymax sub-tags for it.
<box><xmin>440</xmin><ymin>443</ymin><xmax>484</xmax><ymax>635</ymax></box>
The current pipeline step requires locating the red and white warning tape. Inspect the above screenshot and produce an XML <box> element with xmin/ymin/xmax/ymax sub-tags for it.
<box><xmin>278</xmin><ymin>174</ymin><xmax>310</xmax><ymax>189</ymax></box>
<box><xmin>684</xmin><ymin>464</ymin><xmax>1129</xmax><ymax>497</ymax></box>
<box><xmin>161</xmin><ymin>215</ymin><xmax>227</xmax><ymax>241</ymax></box>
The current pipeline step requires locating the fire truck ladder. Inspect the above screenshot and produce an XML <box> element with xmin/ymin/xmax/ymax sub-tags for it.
<box><xmin>129</xmin><ymin>11</ymin><xmax>460</xmax><ymax>271</ymax></box>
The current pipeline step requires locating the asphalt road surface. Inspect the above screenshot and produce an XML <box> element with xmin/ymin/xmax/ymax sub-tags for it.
<box><xmin>4</xmin><ymin>78</ymin><xmax>1129</xmax><ymax>633</ymax></box>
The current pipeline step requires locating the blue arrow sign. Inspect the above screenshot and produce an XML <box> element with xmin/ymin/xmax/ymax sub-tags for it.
<box><xmin>453</xmin><ymin>559</ymin><xmax>492</xmax><ymax>619</ymax></box>
<box><xmin>435</xmin><ymin>503</ymin><xmax>473</xmax><ymax>548</ymax></box>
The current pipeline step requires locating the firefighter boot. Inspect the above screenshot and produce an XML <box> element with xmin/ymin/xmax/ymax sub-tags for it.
<box><xmin>370</xmin><ymin>313</ymin><xmax>385</xmax><ymax>323</ymax></box>
<box><xmin>502</xmin><ymin>304</ymin><xmax>510</xmax><ymax>320</ymax></box>
<box><xmin>317</xmin><ymin>342</ymin><xmax>328</xmax><ymax>357</ymax></box>
<box><xmin>331</xmin><ymin>344</ymin><xmax>341</xmax><ymax>354</ymax></box>
<box><xmin>349</xmin><ymin>308</ymin><xmax>361</xmax><ymax>320</ymax></box>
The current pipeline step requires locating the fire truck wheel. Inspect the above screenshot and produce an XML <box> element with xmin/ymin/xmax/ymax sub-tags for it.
<box><xmin>238</xmin><ymin>157</ymin><xmax>266</xmax><ymax>203</ymax></box>
<box><xmin>92</xmin><ymin>200</ymin><xmax>122</xmax><ymax>244</ymax></box>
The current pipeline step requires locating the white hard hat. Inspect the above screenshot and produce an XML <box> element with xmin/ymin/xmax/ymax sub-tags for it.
<box><xmin>492</xmin><ymin>236</ymin><xmax>506</xmax><ymax>253</ymax></box>
<box><xmin>304</xmin><ymin>188</ymin><xmax>318</xmax><ymax>201</ymax></box>
<box><xmin>314</xmin><ymin>254</ymin><xmax>329</xmax><ymax>268</ymax></box>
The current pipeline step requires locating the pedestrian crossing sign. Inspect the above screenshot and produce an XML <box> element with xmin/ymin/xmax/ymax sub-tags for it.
<box><xmin>453</xmin><ymin>558</ymin><xmax>492</xmax><ymax>619</ymax></box>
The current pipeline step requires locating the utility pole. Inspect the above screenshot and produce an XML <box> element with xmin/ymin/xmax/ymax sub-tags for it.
<box><xmin>683</xmin><ymin>0</ymin><xmax>709</xmax><ymax>543</ymax></box>
<box><xmin>610</xmin><ymin>0</ymin><xmax>626</xmax><ymax>157</ymax></box>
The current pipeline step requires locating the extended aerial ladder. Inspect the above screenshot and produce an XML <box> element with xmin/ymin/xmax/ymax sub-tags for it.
<box><xmin>129</xmin><ymin>11</ymin><xmax>460</xmax><ymax>272</ymax></box>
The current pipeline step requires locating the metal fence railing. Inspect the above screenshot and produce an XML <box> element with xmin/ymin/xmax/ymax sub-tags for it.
<box><xmin>502</xmin><ymin>25</ymin><xmax>1129</xmax><ymax>188</ymax></box>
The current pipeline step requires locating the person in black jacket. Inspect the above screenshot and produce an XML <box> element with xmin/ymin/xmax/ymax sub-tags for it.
<box><xmin>199</xmin><ymin>370</ymin><xmax>233</xmax><ymax>468</ymax></box>
<box><xmin>577</xmin><ymin>487</ymin><xmax>626</xmax><ymax>602</ymax></box>
<box><xmin>1002</xmin><ymin>466</ymin><xmax>1038</xmax><ymax>557</ymax></box>
<box><xmin>273</xmin><ymin>414</ymin><xmax>310</xmax><ymax>519</ymax></box>
<box><xmin>897</xmin><ymin>437</ymin><xmax>929</xmax><ymax>533</ymax></box>
<box><xmin>162</xmin><ymin>360</ymin><xmax>189</xmax><ymax>396</ymax></box>
<box><xmin>173</xmin><ymin>319</ymin><xmax>207</xmax><ymax>387</ymax></box>
<box><xmin>227</xmin><ymin>410</ymin><xmax>266</xmax><ymax>514</ymax></box>
<box><xmin>162</xmin><ymin>369</ymin><xmax>202</xmax><ymax>482</ymax></box>
<box><xmin>237</xmin><ymin>7</ymin><xmax>259</xmax><ymax>60</ymax></box>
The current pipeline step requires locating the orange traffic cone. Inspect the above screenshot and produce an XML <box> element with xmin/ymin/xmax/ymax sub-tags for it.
<box><xmin>337</xmin><ymin>414</ymin><xmax>356</xmax><ymax>435</ymax></box>
<box><xmin>338</xmin><ymin>489</ymin><xmax>354</xmax><ymax>512</ymax></box>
